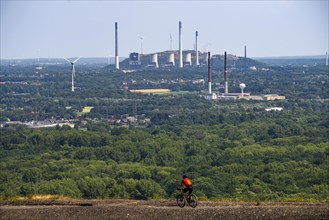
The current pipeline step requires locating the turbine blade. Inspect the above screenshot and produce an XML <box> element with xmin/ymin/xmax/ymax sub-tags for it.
<box><xmin>63</xmin><ymin>57</ymin><xmax>71</xmax><ymax>63</ymax></box>
<box><xmin>72</xmin><ymin>57</ymin><xmax>81</xmax><ymax>64</ymax></box>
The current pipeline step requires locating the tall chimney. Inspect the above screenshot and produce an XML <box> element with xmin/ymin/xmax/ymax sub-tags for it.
<box><xmin>326</xmin><ymin>51</ymin><xmax>328</xmax><ymax>66</ymax></box>
<box><xmin>179</xmin><ymin>21</ymin><xmax>183</xmax><ymax>68</ymax></box>
<box><xmin>244</xmin><ymin>45</ymin><xmax>247</xmax><ymax>69</ymax></box>
<box><xmin>115</xmin><ymin>22</ymin><xmax>119</xmax><ymax>69</ymax></box>
<box><xmin>208</xmin><ymin>52</ymin><xmax>211</xmax><ymax>94</ymax></box>
<box><xmin>196</xmin><ymin>31</ymin><xmax>199</xmax><ymax>66</ymax></box>
<box><xmin>224</xmin><ymin>51</ymin><xmax>228</xmax><ymax>94</ymax></box>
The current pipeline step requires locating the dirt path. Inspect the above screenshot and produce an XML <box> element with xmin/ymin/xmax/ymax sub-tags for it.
<box><xmin>1</xmin><ymin>200</ymin><xmax>328</xmax><ymax>220</ymax></box>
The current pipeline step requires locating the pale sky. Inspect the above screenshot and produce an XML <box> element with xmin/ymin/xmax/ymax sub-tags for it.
<box><xmin>1</xmin><ymin>0</ymin><xmax>328</xmax><ymax>59</ymax></box>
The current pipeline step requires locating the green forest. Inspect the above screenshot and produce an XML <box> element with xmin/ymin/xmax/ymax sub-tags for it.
<box><xmin>0</xmin><ymin>62</ymin><xmax>328</xmax><ymax>201</ymax></box>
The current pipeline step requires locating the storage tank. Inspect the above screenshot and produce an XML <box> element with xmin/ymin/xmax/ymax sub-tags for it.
<box><xmin>239</xmin><ymin>83</ymin><xmax>246</xmax><ymax>96</ymax></box>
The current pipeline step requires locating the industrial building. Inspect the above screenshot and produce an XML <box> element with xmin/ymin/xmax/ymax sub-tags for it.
<box><xmin>217</xmin><ymin>93</ymin><xmax>285</xmax><ymax>101</ymax></box>
<box><xmin>204</xmin><ymin>50</ymin><xmax>285</xmax><ymax>101</ymax></box>
<box><xmin>129</xmin><ymin>52</ymin><xmax>141</xmax><ymax>68</ymax></box>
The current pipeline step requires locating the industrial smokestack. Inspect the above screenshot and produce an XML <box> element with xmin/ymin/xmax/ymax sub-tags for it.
<box><xmin>208</xmin><ymin>52</ymin><xmax>211</xmax><ymax>94</ymax></box>
<box><xmin>244</xmin><ymin>45</ymin><xmax>247</xmax><ymax>69</ymax></box>
<box><xmin>115</xmin><ymin>22</ymin><xmax>119</xmax><ymax>69</ymax></box>
<box><xmin>179</xmin><ymin>21</ymin><xmax>183</xmax><ymax>68</ymax></box>
<box><xmin>224</xmin><ymin>51</ymin><xmax>228</xmax><ymax>94</ymax></box>
<box><xmin>326</xmin><ymin>51</ymin><xmax>328</xmax><ymax>66</ymax></box>
<box><xmin>196</xmin><ymin>31</ymin><xmax>199</xmax><ymax>66</ymax></box>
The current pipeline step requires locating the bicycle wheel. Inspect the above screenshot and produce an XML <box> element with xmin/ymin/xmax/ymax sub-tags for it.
<box><xmin>188</xmin><ymin>194</ymin><xmax>198</xmax><ymax>208</ymax></box>
<box><xmin>176</xmin><ymin>194</ymin><xmax>185</xmax><ymax>208</ymax></box>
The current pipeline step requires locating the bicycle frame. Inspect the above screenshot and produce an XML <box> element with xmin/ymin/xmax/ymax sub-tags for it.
<box><xmin>176</xmin><ymin>188</ymin><xmax>198</xmax><ymax>208</ymax></box>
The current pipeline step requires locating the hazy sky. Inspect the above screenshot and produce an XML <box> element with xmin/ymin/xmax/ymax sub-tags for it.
<box><xmin>1</xmin><ymin>0</ymin><xmax>328</xmax><ymax>59</ymax></box>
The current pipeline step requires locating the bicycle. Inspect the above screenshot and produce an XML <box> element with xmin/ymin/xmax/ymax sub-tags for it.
<box><xmin>176</xmin><ymin>187</ymin><xmax>198</xmax><ymax>208</ymax></box>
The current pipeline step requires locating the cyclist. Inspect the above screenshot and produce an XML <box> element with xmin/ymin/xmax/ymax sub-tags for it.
<box><xmin>178</xmin><ymin>175</ymin><xmax>193</xmax><ymax>198</ymax></box>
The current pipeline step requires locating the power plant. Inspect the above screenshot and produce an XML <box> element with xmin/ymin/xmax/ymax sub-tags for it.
<box><xmin>110</xmin><ymin>21</ymin><xmax>282</xmax><ymax>102</ymax></box>
<box><xmin>111</xmin><ymin>22</ymin><xmax>248</xmax><ymax>71</ymax></box>
<box><xmin>201</xmin><ymin>51</ymin><xmax>285</xmax><ymax>101</ymax></box>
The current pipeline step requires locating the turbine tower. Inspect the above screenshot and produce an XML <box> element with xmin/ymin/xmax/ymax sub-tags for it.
<box><xmin>64</xmin><ymin>57</ymin><xmax>81</xmax><ymax>92</ymax></box>
<box><xmin>140</xmin><ymin>37</ymin><xmax>143</xmax><ymax>55</ymax></box>
<box><xmin>169</xmin><ymin>34</ymin><xmax>173</xmax><ymax>51</ymax></box>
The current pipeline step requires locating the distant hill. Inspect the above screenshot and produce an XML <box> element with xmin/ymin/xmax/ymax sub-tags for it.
<box><xmin>254</xmin><ymin>55</ymin><xmax>327</xmax><ymax>67</ymax></box>
<box><xmin>106</xmin><ymin>50</ymin><xmax>266</xmax><ymax>70</ymax></box>
<box><xmin>0</xmin><ymin>57</ymin><xmax>126</xmax><ymax>67</ymax></box>
<box><xmin>2</xmin><ymin>54</ymin><xmax>327</xmax><ymax>68</ymax></box>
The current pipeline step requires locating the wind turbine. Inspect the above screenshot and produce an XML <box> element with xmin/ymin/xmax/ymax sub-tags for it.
<box><xmin>140</xmin><ymin>37</ymin><xmax>143</xmax><ymax>55</ymax></box>
<box><xmin>169</xmin><ymin>34</ymin><xmax>173</xmax><ymax>51</ymax></box>
<box><xmin>63</xmin><ymin>57</ymin><xmax>81</xmax><ymax>92</ymax></box>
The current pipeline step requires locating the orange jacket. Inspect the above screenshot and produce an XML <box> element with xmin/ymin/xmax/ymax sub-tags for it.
<box><xmin>182</xmin><ymin>177</ymin><xmax>192</xmax><ymax>187</ymax></box>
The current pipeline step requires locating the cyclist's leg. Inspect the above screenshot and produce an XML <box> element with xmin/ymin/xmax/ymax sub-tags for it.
<box><xmin>183</xmin><ymin>188</ymin><xmax>189</xmax><ymax>199</ymax></box>
<box><xmin>188</xmin><ymin>187</ymin><xmax>193</xmax><ymax>195</ymax></box>
<box><xmin>187</xmin><ymin>187</ymin><xmax>192</xmax><ymax>199</ymax></box>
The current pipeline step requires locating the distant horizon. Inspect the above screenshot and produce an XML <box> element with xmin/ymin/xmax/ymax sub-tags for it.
<box><xmin>0</xmin><ymin>53</ymin><xmax>327</xmax><ymax>61</ymax></box>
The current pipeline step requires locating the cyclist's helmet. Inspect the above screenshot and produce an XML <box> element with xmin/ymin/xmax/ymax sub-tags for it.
<box><xmin>183</xmin><ymin>175</ymin><xmax>187</xmax><ymax>179</ymax></box>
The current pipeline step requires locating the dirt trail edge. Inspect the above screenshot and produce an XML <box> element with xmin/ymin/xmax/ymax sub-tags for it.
<box><xmin>1</xmin><ymin>199</ymin><xmax>328</xmax><ymax>220</ymax></box>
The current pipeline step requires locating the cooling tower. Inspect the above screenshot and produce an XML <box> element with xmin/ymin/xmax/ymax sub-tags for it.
<box><xmin>184</xmin><ymin>53</ymin><xmax>192</xmax><ymax>66</ymax></box>
<box><xmin>167</xmin><ymin>53</ymin><xmax>175</xmax><ymax>66</ymax></box>
<box><xmin>150</xmin><ymin>53</ymin><xmax>158</xmax><ymax>68</ymax></box>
